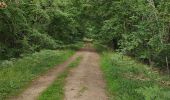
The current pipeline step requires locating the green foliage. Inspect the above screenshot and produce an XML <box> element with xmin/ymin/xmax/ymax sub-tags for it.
<box><xmin>0</xmin><ymin>50</ymin><xmax>74</xmax><ymax>99</ymax></box>
<box><xmin>0</xmin><ymin>0</ymin><xmax>170</xmax><ymax>99</ymax></box>
<box><xmin>136</xmin><ymin>85</ymin><xmax>170</xmax><ymax>100</ymax></box>
<box><xmin>0</xmin><ymin>0</ymin><xmax>84</xmax><ymax>59</ymax></box>
<box><xmin>29</xmin><ymin>29</ymin><xmax>57</xmax><ymax>50</ymax></box>
<box><xmin>100</xmin><ymin>52</ymin><xmax>170</xmax><ymax>100</ymax></box>
<box><xmin>88</xmin><ymin>0</ymin><xmax>170</xmax><ymax>69</ymax></box>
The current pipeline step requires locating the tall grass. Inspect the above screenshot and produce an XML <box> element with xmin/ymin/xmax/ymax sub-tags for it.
<box><xmin>0</xmin><ymin>50</ymin><xmax>74</xmax><ymax>99</ymax></box>
<box><xmin>101</xmin><ymin>52</ymin><xmax>170</xmax><ymax>100</ymax></box>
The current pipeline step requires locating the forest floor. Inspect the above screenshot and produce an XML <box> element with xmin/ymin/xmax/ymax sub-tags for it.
<box><xmin>11</xmin><ymin>43</ymin><xmax>108</xmax><ymax>100</ymax></box>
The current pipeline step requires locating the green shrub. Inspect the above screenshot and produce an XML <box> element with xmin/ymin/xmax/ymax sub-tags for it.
<box><xmin>29</xmin><ymin>30</ymin><xmax>57</xmax><ymax>51</ymax></box>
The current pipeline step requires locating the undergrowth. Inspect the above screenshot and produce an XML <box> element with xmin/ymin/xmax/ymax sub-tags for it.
<box><xmin>0</xmin><ymin>50</ymin><xmax>74</xmax><ymax>99</ymax></box>
<box><xmin>101</xmin><ymin>52</ymin><xmax>170</xmax><ymax>100</ymax></box>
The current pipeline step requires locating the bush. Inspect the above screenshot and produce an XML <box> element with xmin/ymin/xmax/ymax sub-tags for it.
<box><xmin>29</xmin><ymin>30</ymin><xmax>57</xmax><ymax>51</ymax></box>
<box><xmin>0</xmin><ymin>0</ymin><xmax>84</xmax><ymax>60</ymax></box>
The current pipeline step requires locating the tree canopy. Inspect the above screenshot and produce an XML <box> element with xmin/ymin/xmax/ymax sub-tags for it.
<box><xmin>0</xmin><ymin>0</ymin><xmax>169</xmax><ymax>69</ymax></box>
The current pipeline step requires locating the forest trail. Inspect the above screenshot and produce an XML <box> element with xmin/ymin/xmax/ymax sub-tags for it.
<box><xmin>11</xmin><ymin>52</ymin><xmax>82</xmax><ymax>100</ymax></box>
<box><xmin>64</xmin><ymin>44</ymin><xmax>108</xmax><ymax>100</ymax></box>
<box><xmin>11</xmin><ymin>43</ymin><xmax>107</xmax><ymax>100</ymax></box>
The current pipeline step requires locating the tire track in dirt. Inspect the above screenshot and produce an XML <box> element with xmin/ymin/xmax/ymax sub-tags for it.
<box><xmin>11</xmin><ymin>52</ymin><xmax>83</xmax><ymax>100</ymax></box>
<box><xmin>64</xmin><ymin>50</ymin><xmax>108</xmax><ymax>100</ymax></box>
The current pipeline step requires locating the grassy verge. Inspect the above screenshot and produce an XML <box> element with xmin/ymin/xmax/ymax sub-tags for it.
<box><xmin>101</xmin><ymin>52</ymin><xmax>170</xmax><ymax>100</ymax></box>
<box><xmin>0</xmin><ymin>50</ymin><xmax>75</xmax><ymax>100</ymax></box>
<box><xmin>38</xmin><ymin>56</ymin><xmax>82</xmax><ymax>100</ymax></box>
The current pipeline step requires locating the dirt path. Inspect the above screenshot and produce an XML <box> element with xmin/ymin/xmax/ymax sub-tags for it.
<box><xmin>64</xmin><ymin>50</ymin><xmax>108</xmax><ymax>100</ymax></box>
<box><xmin>11</xmin><ymin>52</ymin><xmax>82</xmax><ymax>100</ymax></box>
<box><xmin>11</xmin><ymin>44</ymin><xmax>108</xmax><ymax>100</ymax></box>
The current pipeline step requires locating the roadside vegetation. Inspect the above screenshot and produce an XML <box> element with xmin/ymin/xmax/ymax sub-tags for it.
<box><xmin>0</xmin><ymin>0</ymin><xmax>169</xmax><ymax>99</ymax></box>
<box><xmin>1</xmin><ymin>0</ymin><xmax>169</xmax><ymax>72</ymax></box>
<box><xmin>101</xmin><ymin>52</ymin><xmax>170</xmax><ymax>100</ymax></box>
<box><xmin>91</xmin><ymin>0</ymin><xmax>170</xmax><ymax>70</ymax></box>
<box><xmin>0</xmin><ymin>50</ymin><xmax>74</xmax><ymax>99</ymax></box>
<box><xmin>38</xmin><ymin>56</ymin><xmax>82</xmax><ymax>100</ymax></box>
<box><xmin>0</xmin><ymin>0</ymin><xmax>84</xmax><ymax>60</ymax></box>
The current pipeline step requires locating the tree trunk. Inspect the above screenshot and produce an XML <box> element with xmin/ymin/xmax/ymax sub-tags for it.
<box><xmin>166</xmin><ymin>56</ymin><xmax>169</xmax><ymax>76</ymax></box>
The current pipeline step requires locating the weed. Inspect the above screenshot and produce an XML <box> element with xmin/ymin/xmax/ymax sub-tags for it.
<box><xmin>38</xmin><ymin>56</ymin><xmax>82</xmax><ymax>100</ymax></box>
<box><xmin>0</xmin><ymin>50</ymin><xmax>74</xmax><ymax>99</ymax></box>
<box><xmin>100</xmin><ymin>52</ymin><xmax>170</xmax><ymax>100</ymax></box>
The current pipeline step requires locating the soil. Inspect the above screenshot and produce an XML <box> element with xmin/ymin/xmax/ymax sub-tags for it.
<box><xmin>11</xmin><ymin>44</ymin><xmax>108</xmax><ymax>100</ymax></box>
<box><xmin>64</xmin><ymin>47</ymin><xmax>108</xmax><ymax>100</ymax></box>
<box><xmin>11</xmin><ymin>52</ymin><xmax>82</xmax><ymax>100</ymax></box>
